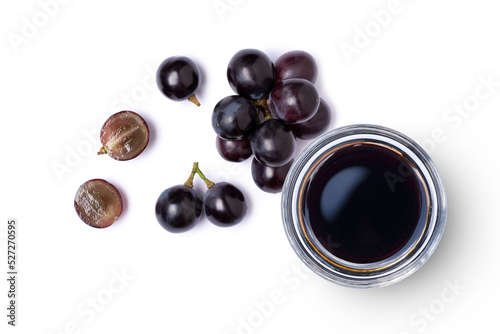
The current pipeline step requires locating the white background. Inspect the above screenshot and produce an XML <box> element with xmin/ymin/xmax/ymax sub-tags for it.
<box><xmin>1</xmin><ymin>0</ymin><xmax>499</xmax><ymax>333</ymax></box>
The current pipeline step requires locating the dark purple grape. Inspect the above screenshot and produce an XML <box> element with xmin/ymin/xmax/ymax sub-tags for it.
<box><xmin>275</xmin><ymin>50</ymin><xmax>318</xmax><ymax>84</ymax></box>
<box><xmin>156</xmin><ymin>56</ymin><xmax>201</xmax><ymax>105</ymax></box>
<box><xmin>212</xmin><ymin>95</ymin><xmax>258</xmax><ymax>140</ymax></box>
<box><xmin>251</xmin><ymin>158</ymin><xmax>294</xmax><ymax>194</ymax></box>
<box><xmin>290</xmin><ymin>98</ymin><xmax>332</xmax><ymax>140</ymax></box>
<box><xmin>98</xmin><ymin>111</ymin><xmax>149</xmax><ymax>161</ymax></box>
<box><xmin>251</xmin><ymin>119</ymin><xmax>296</xmax><ymax>167</ymax></box>
<box><xmin>227</xmin><ymin>49</ymin><xmax>275</xmax><ymax>100</ymax></box>
<box><xmin>216</xmin><ymin>136</ymin><xmax>252</xmax><ymax>162</ymax></box>
<box><xmin>203</xmin><ymin>182</ymin><xmax>247</xmax><ymax>227</ymax></box>
<box><xmin>155</xmin><ymin>185</ymin><xmax>202</xmax><ymax>233</ymax></box>
<box><xmin>269</xmin><ymin>78</ymin><xmax>320</xmax><ymax>124</ymax></box>
<box><xmin>74</xmin><ymin>179</ymin><xmax>123</xmax><ymax>228</ymax></box>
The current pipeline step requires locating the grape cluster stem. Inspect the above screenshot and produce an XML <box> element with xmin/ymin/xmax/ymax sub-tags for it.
<box><xmin>184</xmin><ymin>162</ymin><xmax>215</xmax><ymax>189</ymax></box>
<box><xmin>252</xmin><ymin>98</ymin><xmax>272</xmax><ymax>121</ymax></box>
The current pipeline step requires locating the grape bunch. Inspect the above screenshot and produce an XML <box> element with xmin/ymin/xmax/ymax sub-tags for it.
<box><xmin>155</xmin><ymin>163</ymin><xmax>247</xmax><ymax>233</ymax></box>
<box><xmin>213</xmin><ymin>49</ymin><xmax>332</xmax><ymax>193</ymax></box>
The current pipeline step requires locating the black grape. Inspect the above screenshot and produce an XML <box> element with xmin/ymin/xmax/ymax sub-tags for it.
<box><xmin>290</xmin><ymin>98</ymin><xmax>332</xmax><ymax>140</ymax></box>
<box><xmin>155</xmin><ymin>185</ymin><xmax>202</xmax><ymax>233</ymax></box>
<box><xmin>251</xmin><ymin>119</ymin><xmax>296</xmax><ymax>167</ymax></box>
<box><xmin>212</xmin><ymin>95</ymin><xmax>258</xmax><ymax>140</ymax></box>
<box><xmin>251</xmin><ymin>158</ymin><xmax>294</xmax><ymax>194</ymax></box>
<box><xmin>216</xmin><ymin>136</ymin><xmax>252</xmax><ymax>162</ymax></box>
<box><xmin>269</xmin><ymin>78</ymin><xmax>320</xmax><ymax>124</ymax></box>
<box><xmin>227</xmin><ymin>49</ymin><xmax>275</xmax><ymax>100</ymax></box>
<box><xmin>156</xmin><ymin>56</ymin><xmax>201</xmax><ymax>105</ymax></box>
<box><xmin>203</xmin><ymin>182</ymin><xmax>247</xmax><ymax>227</ymax></box>
<box><xmin>275</xmin><ymin>50</ymin><xmax>318</xmax><ymax>83</ymax></box>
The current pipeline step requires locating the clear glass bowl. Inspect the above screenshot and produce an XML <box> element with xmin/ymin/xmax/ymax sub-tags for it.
<box><xmin>281</xmin><ymin>124</ymin><xmax>447</xmax><ymax>288</ymax></box>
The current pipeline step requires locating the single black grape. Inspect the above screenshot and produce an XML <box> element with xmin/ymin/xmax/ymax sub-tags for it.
<box><xmin>155</xmin><ymin>185</ymin><xmax>202</xmax><ymax>233</ymax></box>
<box><xmin>251</xmin><ymin>158</ymin><xmax>294</xmax><ymax>194</ymax></box>
<box><xmin>203</xmin><ymin>182</ymin><xmax>247</xmax><ymax>227</ymax></box>
<box><xmin>290</xmin><ymin>98</ymin><xmax>332</xmax><ymax>140</ymax></box>
<box><xmin>216</xmin><ymin>136</ymin><xmax>252</xmax><ymax>162</ymax></box>
<box><xmin>212</xmin><ymin>95</ymin><xmax>258</xmax><ymax>140</ymax></box>
<box><xmin>269</xmin><ymin>78</ymin><xmax>319</xmax><ymax>124</ymax></box>
<box><xmin>275</xmin><ymin>50</ymin><xmax>318</xmax><ymax>83</ymax></box>
<box><xmin>156</xmin><ymin>56</ymin><xmax>201</xmax><ymax>105</ymax></box>
<box><xmin>227</xmin><ymin>49</ymin><xmax>275</xmax><ymax>100</ymax></box>
<box><xmin>251</xmin><ymin>118</ymin><xmax>296</xmax><ymax>167</ymax></box>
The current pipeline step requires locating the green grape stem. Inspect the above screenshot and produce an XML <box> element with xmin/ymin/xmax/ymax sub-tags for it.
<box><xmin>183</xmin><ymin>162</ymin><xmax>215</xmax><ymax>189</ymax></box>
<box><xmin>97</xmin><ymin>147</ymin><xmax>108</xmax><ymax>155</ymax></box>
<box><xmin>183</xmin><ymin>164</ymin><xmax>197</xmax><ymax>188</ymax></box>
<box><xmin>188</xmin><ymin>94</ymin><xmax>201</xmax><ymax>106</ymax></box>
<box><xmin>252</xmin><ymin>98</ymin><xmax>272</xmax><ymax>121</ymax></box>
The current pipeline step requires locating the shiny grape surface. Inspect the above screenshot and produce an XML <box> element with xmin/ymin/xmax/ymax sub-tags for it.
<box><xmin>216</xmin><ymin>136</ymin><xmax>252</xmax><ymax>162</ymax></box>
<box><xmin>275</xmin><ymin>50</ymin><xmax>318</xmax><ymax>83</ymax></box>
<box><xmin>212</xmin><ymin>95</ymin><xmax>258</xmax><ymax>140</ymax></box>
<box><xmin>290</xmin><ymin>98</ymin><xmax>332</xmax><ymax>140</ymax></box>
<box><xmin>227</xmin><ymin>49</ymin><xmax>275</xmax><ymax>100</ymax></box>
<box><xmin>269</xmin><ymin>78</ymin><xmax>320</xmax><ymax>124</ymax></box>
<box><xmin>251</xmin><ymin>158</ymin><xmax>294</xmax><ymax>194</ymax></box>
<box><xmin>155</xmin><ymin>185</ymin><xmax>203</xmax><ymax>233</ymax></box>
<box><xmin>204</xmin><ymin>182</ymin><xmax>247</xmax><ymax>227</ymax></box>
<box><xmin>156</xmin><ymin>56</ymin><xmax>200</xmax><ymax>101</ymax></box>
<box><xmin>251</xmin><ymin>119</ymin><xmax>296</xmax><ymax>167</ymax></box>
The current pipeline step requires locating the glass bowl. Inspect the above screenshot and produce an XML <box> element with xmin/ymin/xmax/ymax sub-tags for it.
<box><xmin>281</xmin><ymin>124</ymin><xmax>447</xmax><ymax>288</ymax></box>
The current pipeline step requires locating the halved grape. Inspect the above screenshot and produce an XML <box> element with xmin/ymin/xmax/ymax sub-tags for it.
<box><xmin>275</xmin><ymin>50</ymin><xmax>318</xmax><ymax>83</ymax></box>
<box><xmin>74</xmin><ymin>179</ymin><xmax>123</xmax><ymax>228</ymax></box>
<box><xmin>203</xmin><ymin>182</ymin><xmax>247</xmax><ymax>227</ymax></box>
<box><xmin>216</xmin><ymin>136</ymin><xmax>252</xmax><ymax>162</ymax></box>
<box><xmin>156</xmin><ymin>56</ymin><xmax>201</xmax><ymax>106</ymax></box>
<box><xmin>251</xmin><ymin>158</ymin><xmax>294</xmax><ymax>194</ymax></box>
<box><xmin>290</xmin><ymin>98</ymin><xmax>332</xmax><ymax>140</ymax></box>
<box><xmin>227</xmin><ymin>49</ymin><xmax>275</xmax><ymax>100</ymax></box>
<box><xmin>269</xmin><ymin>78</ymin><xmax>320</xmax><ymax>124</ymax></box>
<box><xmin>98</xmin><ymin>111</ymin><xmax>149</xmax><ymax>161</ymax></box>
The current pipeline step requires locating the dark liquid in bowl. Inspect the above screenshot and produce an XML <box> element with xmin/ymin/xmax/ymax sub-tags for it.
<box><xmin>302</xmin><ymin>142</ymin><xmax>428</xmax><ymax>264</ymax></box>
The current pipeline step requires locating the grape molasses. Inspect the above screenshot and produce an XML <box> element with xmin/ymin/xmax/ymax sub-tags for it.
<box><xmin>301</xmin><ymin>142</ymin><xmax>429</xmax><ymax>265</ymax></box>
